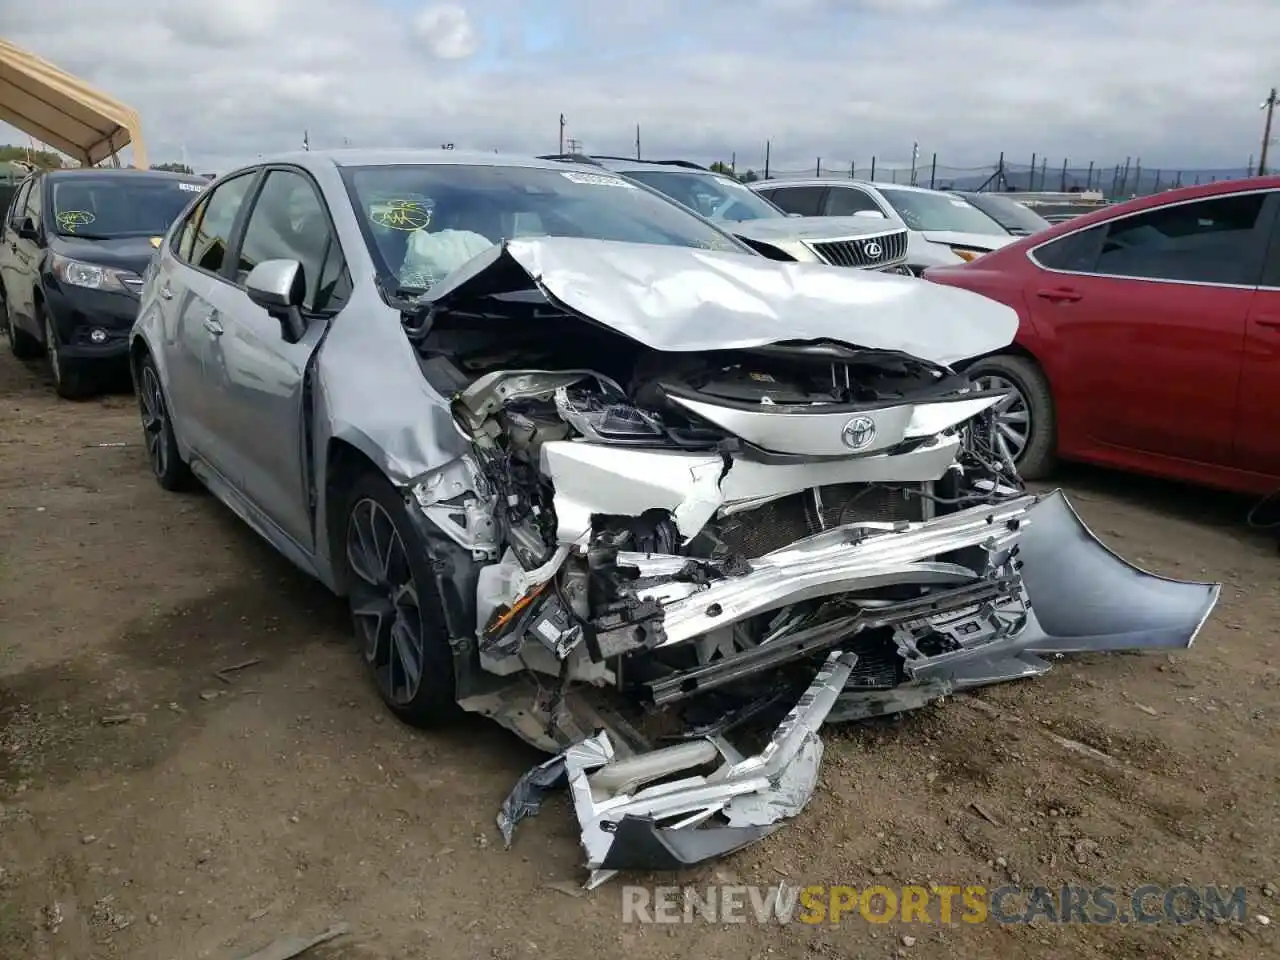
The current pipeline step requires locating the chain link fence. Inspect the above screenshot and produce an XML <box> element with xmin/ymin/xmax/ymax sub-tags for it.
<box><xmin>731</xmin><ymin>150</ymin><xmax>1256</xmax><ymax>200</ymax></box>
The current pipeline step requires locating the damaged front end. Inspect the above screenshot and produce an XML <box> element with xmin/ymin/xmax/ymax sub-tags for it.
<box><xmin>400</xmin><ymin>238</ymin><xmax>1220</xmax><ymax>885</ymax></box>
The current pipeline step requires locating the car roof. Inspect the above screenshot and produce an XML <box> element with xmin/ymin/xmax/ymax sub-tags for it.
<box><xmin>751</xmin><ymin>178</ymin><xmax>940</xmax><ymax>194</ymax></box>
<box><xmin>587</xmin><ymin>157</ymin><xmax>713</xmax><ymax>174</ymax></box>
<box><xmin>252</xmin><ymin>148</ymin><xmax>603</xmax><ymax>175</ymax></box>
<box><xmin>43</xmin><ymin>167</ymin><xmax>207</xmax><ymax>184</ymax></box>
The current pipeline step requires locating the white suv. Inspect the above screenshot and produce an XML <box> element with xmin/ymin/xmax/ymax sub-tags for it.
<box><xmin>753</xmin><ymin>178</ymin><xmax>1015</xmax><ymax>275</ymax></box>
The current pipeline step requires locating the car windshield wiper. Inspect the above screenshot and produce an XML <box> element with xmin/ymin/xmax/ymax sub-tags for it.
<box><xmin>57</xmin><ymin>230</ymin><xmax>116</xmax><ymax>240</ymax></box>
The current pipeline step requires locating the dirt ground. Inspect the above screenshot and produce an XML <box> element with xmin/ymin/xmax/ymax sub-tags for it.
<box><xmin>2</xmin><ymin>347</ymin><xmax>1279</xmax><ymax>960</ymax></box>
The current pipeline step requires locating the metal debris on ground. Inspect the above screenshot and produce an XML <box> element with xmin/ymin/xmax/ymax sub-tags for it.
<box><xmin>970</xmin><ymin>801</ymin><xmax>1003</xmax><ymax>826</ymax></box>
<box><xmin>215</xmin><ymin>657</ymin><xmax>264</xmax><ymax>684</ymax></box>
<box><xmin>232</xmin><ymin>921</ymin><xmax>351</xmax><ymax>960</ymax></box>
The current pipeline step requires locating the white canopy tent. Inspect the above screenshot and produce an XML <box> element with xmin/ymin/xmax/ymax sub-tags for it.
<box><xmin>0</xmin><ymin>39</ymin><xmax>148</xmax><ymax>169</ymax></box>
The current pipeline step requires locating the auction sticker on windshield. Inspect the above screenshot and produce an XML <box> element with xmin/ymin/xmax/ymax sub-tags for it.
<box><xmin>560</xmin><ymin>171</ymin><xmax>635</xmax><ymax>188</ymax></box>
<box><xmin>179</xmin><ymin>182</ymin><xmax>204</xmax><ymax>192</ymax></box>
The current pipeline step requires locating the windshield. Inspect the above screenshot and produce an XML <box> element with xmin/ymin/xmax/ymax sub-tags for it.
<box><xmin>877</xmin><ymin>188</ymin><xmax>1009</xmax><ymax>236</ymax></box>
<box><xmin>50</xmin><ymin>177</ymin><xmax>204</xmax><ymax>239</ymax></box>
<box><xmin>341</xmin><ymin>163</ymin><xmax>748</xmax><ymax>292</ymax></box>
<box><xmin>621</xmin><ymin>169</ymin><xmax>784</xmax><ymax>222</ymax></box>
<box><xmin>959</xmin><ymin>194</ymin><xmax>1051</xmax><ymax>235</ymax></box>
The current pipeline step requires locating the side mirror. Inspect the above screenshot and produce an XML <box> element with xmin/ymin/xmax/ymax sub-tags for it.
<box><xmin>245</xmin><ymin>259</ymin><xmax>308</xmax><ymax>344</ymax></box>
<box><xmin>16</xmin><ymin>217</ymin><xmax>38</xmax><ymax>240</ymax></box>
<box><xmin>853</xmin><ymin>209</ymin><xmax>887</xmax><ymax>219</ymax></box>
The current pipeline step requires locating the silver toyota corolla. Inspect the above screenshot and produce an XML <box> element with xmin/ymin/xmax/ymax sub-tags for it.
<box><xmin>130</xmin><ymin>149</ymin><xmax>1219</xmax><ymax>888</ymax></box>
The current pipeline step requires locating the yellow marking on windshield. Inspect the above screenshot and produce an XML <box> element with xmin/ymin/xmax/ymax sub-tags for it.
<box><xmin>56</xmin><ymin>210</ymin><xmax>95</xmax><ymax>232</ymax></box>
<box><xmin>370</xmin><ymin>199</ymin><xmax>432</xmax><ymax>231</ymax></box>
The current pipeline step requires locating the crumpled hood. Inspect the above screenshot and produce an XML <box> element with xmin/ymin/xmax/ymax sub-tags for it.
<box><xmin>919</xmin><ymin>230</ymin><xmax>1014</xmax><ymax>252</ymax></box>
<box><xmin>427</xmin><ymin>236</ymin><xmax>1018</xmax><ymax>366</ymax></box>
<box><xmin>729</xmin><ymin>215</ymin><xmax>905</xmax><ymax>243</ymax></box>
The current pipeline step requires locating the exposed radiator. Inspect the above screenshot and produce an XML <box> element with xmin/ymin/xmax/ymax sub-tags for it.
<box><xmin>710</xmin><ymin>483</ymin><xmax>928</xmax><ymax>559</ymax></box>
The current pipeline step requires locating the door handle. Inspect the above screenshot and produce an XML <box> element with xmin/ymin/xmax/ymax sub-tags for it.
<box><xmin>202</xmin><ymin>315</ymin><xmax>224</xmax><ymax>336</ymax></box>
<box><xmin>159</xmin><ymin>284</ymin><xmax>173</xmax><ymax>300</ymax></box>
<box><xmin>1254</xmin><ymin>316</ymin><xmax>1280</xmax><ymax>330</ymax></box>
<box><xmin>1035</xmin><ymin>287</ymin><xmax>1083</xmax><ymax>303</ymax></box>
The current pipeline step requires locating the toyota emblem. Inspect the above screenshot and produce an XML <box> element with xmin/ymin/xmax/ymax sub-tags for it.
<box><xmin>864</xmin><ymin>241</ymin><xmax>883</xmax><ymax>258</ymax></box>
<box><xmin>841</xmin><ymin>416</ymin><xmax>877</xmax><ymax>450</ymax></box>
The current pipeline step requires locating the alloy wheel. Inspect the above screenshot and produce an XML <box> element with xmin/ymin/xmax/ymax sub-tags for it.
<box><xmin>974</xmin><ymin>373</ymin><xmax>1032</xmax><ymax>463</ymax></box>
<box><xmin>138</xmin><ymin>365</ymin><xmax>170</xmax><ymax>479</ymax></box>
<box><xmin>346</xmin><ymin>497</ymin><xmax>426</xmax><ymax>706</ymax></box>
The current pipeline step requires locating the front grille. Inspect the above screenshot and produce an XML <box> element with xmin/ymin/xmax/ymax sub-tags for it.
<box><xmin>713</xmin><ymin>483</ymin><xmax>927</xmax><ymax>559</ymax></box>
<box><xmin>809</xmin><ymin>230</ymin><xmax>909</xmax><ymax>269</ymax></box>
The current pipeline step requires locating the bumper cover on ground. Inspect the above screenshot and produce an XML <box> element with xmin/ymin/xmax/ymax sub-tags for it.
<box><xmin>496</xmin><ymin>490</ymin><xmax>1220</xmax><ymax>883</ymax></box>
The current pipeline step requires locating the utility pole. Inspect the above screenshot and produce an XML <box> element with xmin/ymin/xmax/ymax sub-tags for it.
<box><xmin>909</xmin><ymin>141</ymin><xmax>919</xmax><ymax>186</ymax></box>
<box><xmin>1259</xmin><ymin>87</ymin><xmax>1277</xmax><ymax>176</ymax></box>
<box><xmin>635</xmin><ymin>124</ymin><xmax>641</xmax><ymax>160</ymax></box>
<box><xmin>559</xmin><ymin>113</ymin><xmax>565</xmax><ymax>154</ymax></box>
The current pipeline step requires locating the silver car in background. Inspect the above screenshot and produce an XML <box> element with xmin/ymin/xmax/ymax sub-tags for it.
<box><xmin>129</xmin><ymin>149</ymin><xmax>1219</xmax><ymax>887</ymax></box>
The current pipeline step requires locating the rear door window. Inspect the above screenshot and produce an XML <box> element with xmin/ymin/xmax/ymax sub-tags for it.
<box><xmin>184</xmin><ymin>173</ymin><xmax>256</xmax><ymax>276</ymax></box>
<box><xmin>1092</xmin><ymin>193</ymin><xmax>1269</xmax><ymax>286</ymax></box>
<box><xmin>825</xmin><ymin>187</ymin><xmax>883</xmax><ymax>216</ymax></box>
<box><xmin>767</xmin><ymin>186</ymin><xmax>828</xmax><ymax>217</ymax></box>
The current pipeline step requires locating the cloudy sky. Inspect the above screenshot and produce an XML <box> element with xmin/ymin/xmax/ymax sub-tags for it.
<box><xmin>4</xmin><ymin>0</ymin><xmax>1279</xmax><ymax>175</ymax></box>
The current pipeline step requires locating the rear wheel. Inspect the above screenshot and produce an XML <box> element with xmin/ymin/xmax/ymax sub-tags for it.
<box><xmin>3</xmin><ymin>286</ymin><xmax>41</xmax><ymax>360</ymax></box>
<box><xmin>41</xmin><ymin>302</ymin><xmax>93</xmax><ymax>400</ymax></box>
<box><xmin>967</xmin><ymin>354</ymin><xmax>1057</xmax><ymax>480</ymax></box>
<box><xmin>343</xmin><ymin>472</ymin><xmax>457</xmax><ymax>726</ymax></box>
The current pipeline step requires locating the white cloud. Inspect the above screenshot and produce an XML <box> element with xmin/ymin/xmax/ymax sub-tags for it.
<box><xmin>1</xmin><ymin>0</ymin><xmax>1277</xmax><ymax>176</ymax></box>
<box><xmin>413</xmin><ymin>4</ymin><xmax>480</xmax><ymax>59</ymax></box>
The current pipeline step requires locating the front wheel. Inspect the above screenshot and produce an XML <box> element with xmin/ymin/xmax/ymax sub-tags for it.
<box><xmin>966</xmin><ymin>354</ymin><xmax>1057</xmax><ymax>481</ymax></box>
<box><xmin>343</xmin><ymin>472</ymin><xmax>458</xmax><ymax>727</ymax></box>
<box><xmin>41</xmin><ymin>304</ymin><xmax>93</xmax><ymax>400</ymax></box>
<box><xmin>136</xmin><ymin>354</ymin><xmax>192</xmax><ymax>491</ymax></box>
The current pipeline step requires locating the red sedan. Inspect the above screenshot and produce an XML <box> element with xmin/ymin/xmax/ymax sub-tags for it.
<box><xmin>924</xmin><ymin>177</ymin><xmax>1280</xmax><ymax>496</ymax></box>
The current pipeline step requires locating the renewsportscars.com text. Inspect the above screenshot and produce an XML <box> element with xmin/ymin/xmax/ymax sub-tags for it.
<box><xmin>621</xmin><ymin>883</ymin><xmax>1248</xmax><ymax>926</ymax></box>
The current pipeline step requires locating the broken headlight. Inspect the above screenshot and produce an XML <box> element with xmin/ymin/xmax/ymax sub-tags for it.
<box><xmin>553</xmin><ymin>386</ymin><xmax>669</xmax><ymax>445</ymax></box>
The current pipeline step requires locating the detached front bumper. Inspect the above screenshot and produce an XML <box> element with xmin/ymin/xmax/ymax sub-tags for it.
<box><xmin>497</xmin><ymin>490</ymin><xmax>1220</xmax><ymax>883</ymax></box>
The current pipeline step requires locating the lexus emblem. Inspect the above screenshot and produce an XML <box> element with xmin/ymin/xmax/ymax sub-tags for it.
<box><xmin>841</xmin><ymin>416</ymin><xmax>876</xmax><ymax>450</ymax></box>
<box><xmin>863</xmin><ymin>241</ymin><xmax>883</xmax><ymax>259</ymax></box>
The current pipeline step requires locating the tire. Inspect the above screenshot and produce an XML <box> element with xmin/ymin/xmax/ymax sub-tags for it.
<box><xmin>3</xmin><ymin>286</ymin><xmax>42</xmax><ymax>360</ymax></box>
<box><xmin>342</xmin><ymin>471</ymin><xmax>458</xmax><ymax>727</ymax></box>
<box><xmin>136</xmin><ymin>353</ymin><xmax>192</xmax><ymax>491</ymax></box>
<box><xmin>966</xmin><ymin>353</ymin><xmax>1057</xmax><ymax>481</ymax></box>
<box><xmin>40</xmin><ymin>302</ymin><xmax>93</xmax><ymax>400</ymax></box>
